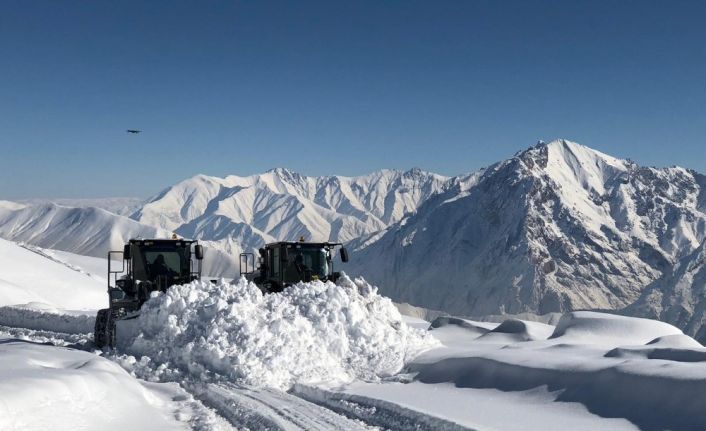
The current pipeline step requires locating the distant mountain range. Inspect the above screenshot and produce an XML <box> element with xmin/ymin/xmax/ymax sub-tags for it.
<box><xmin>2</xmin><ymin>140</ymin><xmax>706</xmax><ymax>341</ymax></box>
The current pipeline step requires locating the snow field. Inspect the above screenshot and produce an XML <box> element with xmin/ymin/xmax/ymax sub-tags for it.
<box><xmin>410</xmin><ymin>311</ymin><xmax>706</xmax><ymax>430</ymax></box>
<box><xmin>117</xmin><ymin>274</ymin><xmax>437</xmax><ymax>390</ymax></box>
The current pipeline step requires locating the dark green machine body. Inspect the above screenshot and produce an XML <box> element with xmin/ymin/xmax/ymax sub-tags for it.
<box><xmin>240</xmin><ymin>241</ymin><xmax>349</xmax><ymax>293</ymax></box>
<box><xmin>94</xmin><ymin>238</ymin><xmax>204</xmax><ymax>348</ymax></box>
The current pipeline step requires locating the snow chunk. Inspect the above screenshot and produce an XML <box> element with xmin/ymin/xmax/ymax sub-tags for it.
<box><xmin>118</xmin><ymin>275</ymin><xmax>436</xmax><ymax>390</ymax></box>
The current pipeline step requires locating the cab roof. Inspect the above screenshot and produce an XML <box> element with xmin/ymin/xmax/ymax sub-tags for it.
<box><xmin>265</xmin><ymin>241</ymin><xmax>342</xmax><ymax>248</ymax></box>
<box><xmin>128</xmin><ymin>238</ymin><xmax>197</xmax><ymax>245</ymax></box>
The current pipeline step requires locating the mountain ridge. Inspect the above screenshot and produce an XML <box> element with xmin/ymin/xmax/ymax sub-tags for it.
<box><xmin>2</xmin><ymin>139</ymin><xmax>706</xmax><ymax>340</ymax></box>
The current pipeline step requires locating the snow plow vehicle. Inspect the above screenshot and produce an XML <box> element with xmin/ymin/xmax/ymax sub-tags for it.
<box><xmin>94</xmin><ymin>237</ymin><xmax>204</xmax><ymax>348</ymax></box>
<box><xmin>240</xmin><ymin>239</ymin><xmax>349</xmax><ymax>293</ymax></box>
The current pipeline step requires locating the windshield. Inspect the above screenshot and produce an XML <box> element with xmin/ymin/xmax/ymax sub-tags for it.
<box><xmin>283</xmin><ymin>246</ymin><xmax>331</xmax><ymax>281</ymax></box>
<box><xmin>144</xmin><ymin>247</ymin><xmax>190</xmax><ymax>278</ymax></box>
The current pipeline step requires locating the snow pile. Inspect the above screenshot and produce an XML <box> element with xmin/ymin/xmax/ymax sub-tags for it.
<box><xmin>118</xmin><ymin>275</ymin><xmax>436</xmax><ymax>390</ymax></box>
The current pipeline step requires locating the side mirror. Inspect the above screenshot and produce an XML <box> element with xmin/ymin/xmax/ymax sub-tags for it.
<box><xmin>123</xmin><ymin>244</ymin><xmax>131</xmax><ymax>260</ymax></box>
<box><xmin>240</xmin><ymin>253</ymin><xmax>255</xmax><ymax>276</ymax></box>
<box><xmin>194</xmin><ymin>244</ymin><xmax>204</xmax><ymax>260</ymax></box>
<box><xmin>340</xmin><ymin>247</ymin><xmax>349</xmax><ymax>263</ymax></box>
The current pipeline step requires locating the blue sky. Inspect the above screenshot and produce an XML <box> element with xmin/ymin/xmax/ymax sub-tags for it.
<box><xmin>1</xmin><ymin>1</ymin><xmax>705</xmax><ymax>199</ymax></box>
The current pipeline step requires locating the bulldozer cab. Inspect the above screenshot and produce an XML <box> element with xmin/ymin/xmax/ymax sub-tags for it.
<box><xmin>108</xmin><ymin>238</ymin><xmax>204</xmax><ymax>311</ymax></box>
<box><xmin>95</xmin><ymin>238</ymin><xmax>204</xmax><ymax>348</ymax></box>
<box><xmin>240</xmin><ymin>241</ymin><xmax>349</xmax><ymax>293</ymax></box>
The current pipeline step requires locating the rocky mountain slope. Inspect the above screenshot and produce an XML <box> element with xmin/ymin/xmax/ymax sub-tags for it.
<box><xmin>348</xmin><ymin>140</ymin><xmax>706</xmax><ymax>340</ymax></box>
<box><xmin>626</xmin><ymin>238</ymin><xmax>706</xmax><ymax>341</ymax></box>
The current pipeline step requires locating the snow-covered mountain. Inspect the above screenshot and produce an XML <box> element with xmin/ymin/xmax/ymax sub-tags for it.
<box><xmin>18</xmin><ymin>197</ymin><xmax>143</xmax><ymax>216</ymax></box>
<box><xmin>131</xmin><ymin>168</ymin><xmax>450</xmax><ymax>257</ymax></box>
<box><xmin>348</xmin><ymin>140</ymin><xmax>706</xmax><ymax>339</ymax></box>
<box><xmin>0</xmin><ymin>203</ymin><xmax>167</xmax><ymax>257</ymax></box>
<box><xmin>626</xmin><ymin>238</ymin><xmax>706</xmax><ymax>341</ymax></box>
<box><xmin>0</xmin><ymin>168</ymin><xmax>449</xmax><ymax>278</ymax></box>
<box><xmin>0</xmin><ymin>203</ymin><xmax>237</xmax><ymax>277</ymax></box>
<box><xmin>0</xmin><ymin>237</ymin><xmax>105</xmax><ymax>310</ymax></box>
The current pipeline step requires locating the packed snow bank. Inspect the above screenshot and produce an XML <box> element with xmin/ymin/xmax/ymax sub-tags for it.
<box><xmin>117</xmin><ymin>275</ymin><xmax>436</xmax><ymax>390</ymax></box>
<box><xmin>0</xmin><ymin>304</ymin><xmax>95</xmax><ymax>334</ymax></box>
<box><xmin>0</xmin><ymin>339</ymin><xmax>188</xmax><ymax>431</ymax></box>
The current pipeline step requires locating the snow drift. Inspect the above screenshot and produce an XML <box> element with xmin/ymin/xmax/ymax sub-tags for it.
<box><xmin>117</xmin><ymin>275</ymin><xmax>436</xmax><ymax>390</ymax></box>
<box><xmin>550</xmin><ymin>310</ymin><xmax>682</xmax><ymax>344</ymax></box>
<box><xmin>413</xmin><ymin>311</ymin><xmax>706</xmax><ymax>431</ymax></box>
<box><xmin>0</xmin><ymin>340</ymin><xmax>187</xmax><ymax>431</ymax></box>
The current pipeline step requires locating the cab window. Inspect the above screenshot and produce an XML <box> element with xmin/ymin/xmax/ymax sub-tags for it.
<box><xmin>272</xmin><ymin>247</ymin><xmax>280</xmax><ymax>277</ymax></box>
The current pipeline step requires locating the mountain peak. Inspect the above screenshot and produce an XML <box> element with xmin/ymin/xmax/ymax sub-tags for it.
<box><xmin>403</xmin><ymin>167</ymin><xmax>427</xmax><ymax>177</ymax></box>
<box><xmin>513</xmin><ymin>139</ymin><xmax>629</xmax><ymax>184</ymax></box>
<box><xmin>266</xmin><ymin>167</ymin><xmax>293</xmax><ymax>175</ymax></box>
<box><xmin>542</xmin><ymin>139</ymin><xmax>626</xmax><ymax>167</ymax></box>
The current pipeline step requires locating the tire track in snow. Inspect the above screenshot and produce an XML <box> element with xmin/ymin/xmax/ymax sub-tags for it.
<box><xmin>0</xmin><ymin>327</ymin><xmax>236</xmax><ymax>431</ymax></box>
<box><xmin>192</xmin><ymin>382</ymin><xmax>376</xmax><ymax>431</ymax></box>
<box><xmin>292</xmin><ymin>384</ymin><xmax>476</xmax><ymax>431</ymax></box>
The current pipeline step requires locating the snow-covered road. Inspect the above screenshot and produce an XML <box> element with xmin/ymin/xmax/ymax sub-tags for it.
<box><xmin>0</xmin><ymin>326</ymin><xmax>477</xmax><ymax>431</ymax></box>
<box><xmin>0</xmin><ymin>327</ymin><xmax>381</xmax><ymax>431</ymax></box>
